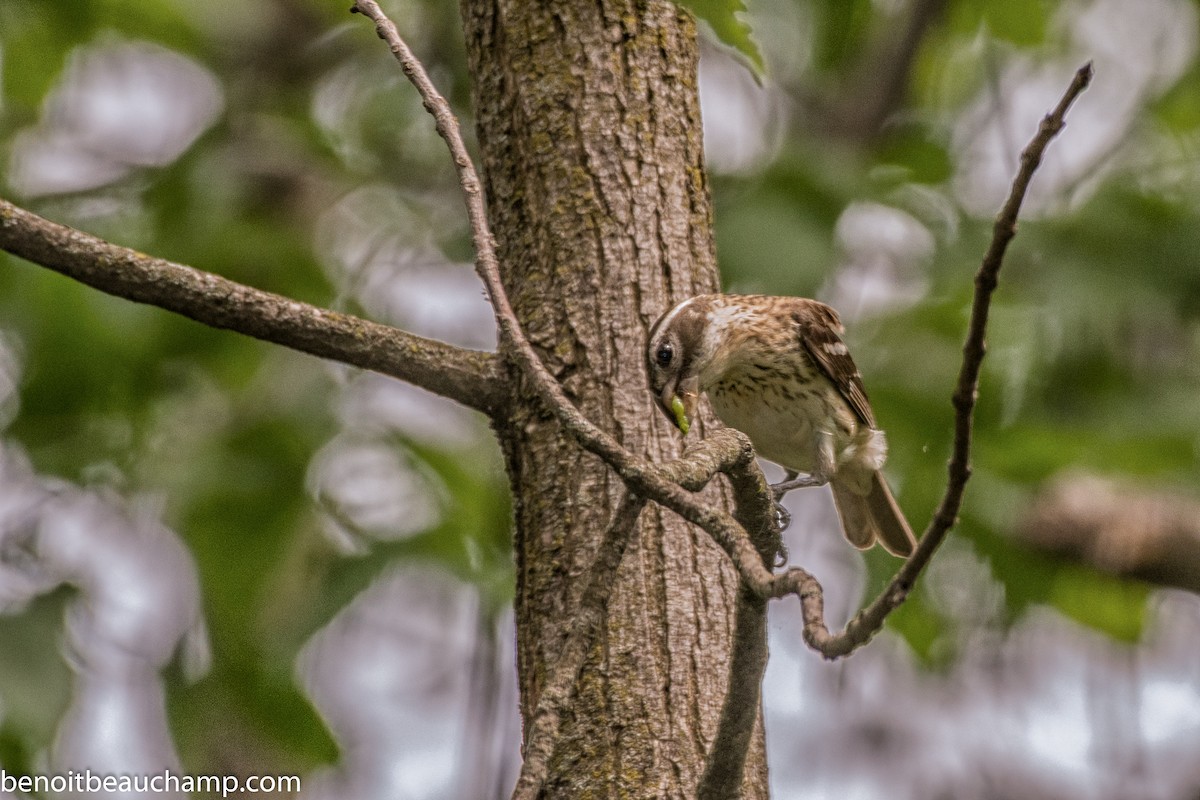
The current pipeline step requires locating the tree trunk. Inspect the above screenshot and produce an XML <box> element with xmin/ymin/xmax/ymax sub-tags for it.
<box><xmin>460</xmin><ymin>0</ymin><xmax>769</xmax><ymax>796</ymax></box>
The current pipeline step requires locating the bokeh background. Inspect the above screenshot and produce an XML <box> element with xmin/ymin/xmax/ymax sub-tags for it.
<box><xmin>1</xmin><ymin>0</ymin><xmax>1199</xmax><ymax>798</ymax></box>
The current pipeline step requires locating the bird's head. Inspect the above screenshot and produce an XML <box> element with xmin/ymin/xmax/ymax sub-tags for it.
<box><xmin>646</xmin><ymin>296</ymin><xmax>715</xmax><ymax>435</ymax></box>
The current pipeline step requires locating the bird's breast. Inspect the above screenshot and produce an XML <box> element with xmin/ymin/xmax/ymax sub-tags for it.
<box><xmin>708</xmin><ymin>373</ymin><xmax>839</xmax><ymax>473</ymax></box>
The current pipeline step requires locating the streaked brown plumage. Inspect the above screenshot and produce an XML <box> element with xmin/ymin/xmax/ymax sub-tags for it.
<box><xmin>647</xmin><ymin>294</ymin><xmax>916</xmax><ymax>557</ymax></box>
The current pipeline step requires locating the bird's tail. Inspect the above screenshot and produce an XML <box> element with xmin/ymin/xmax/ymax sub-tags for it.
<box><xmin>831</xmin><ymin>471</ymin><xmax>916</xmax><ymax>557</ymax></box>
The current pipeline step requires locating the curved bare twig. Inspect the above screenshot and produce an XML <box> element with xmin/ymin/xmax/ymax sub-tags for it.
<box><xmin>349</xmin><ymin>0</ymin><xmax>635</xmax><ymax>465</ymax></box>
<box><xmin>782</xmin><ymin>62</ymin><xmax>1095</xmax><ymax>658</ymax></box>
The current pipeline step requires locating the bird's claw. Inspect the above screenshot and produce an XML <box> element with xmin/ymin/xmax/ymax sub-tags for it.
<box><xmin>768</xmin><ymin>471</ymin><xmax>826</xmax><ymax>568</ymax></box>
<box><xmin>773</xmin><ymin>499</ymin><xmax>791</xmax><ymax>531</ymax></box>
<box><xmin>762</xmin><ymin>501</ymin><xmax>789</xmax><ymax>567</ymax></box>
<box><xmin>770</xmin><ymin>471</ymin><xmax>826</xmax><ymax>501</ymax></box>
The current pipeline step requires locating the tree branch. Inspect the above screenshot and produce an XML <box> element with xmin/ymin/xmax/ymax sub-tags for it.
<box><xmin>0</xmin><ymin>198</ymin><xmax>505</xmax><ymax>414</ymax></box>
<box><xmin>511</xmin><ymin>491</ymin><xmax>647</xmax><ymax>800</ymax></box>
<box><xmin>699</xmin><ymin>588</ymin><xmax>768</xmax><ymax>799</ymax></box>
<box><xmin>1020</xmin><ymin>472</ymin><xmax>1200</xmax><ymax>594</ymax></box>
<box><xmin>778</xmin><ymin>62</ymin><xmax>1095</xmax><ymax>659</ymax></box>
<box><xmin>655</xmin><ymin>428</ymin><xmax>755</xmax><ymax>490</ymax></box>
<box><xmin>350</xmin><ymin>0</ymin><xmax>637</xmax><ymax>468</ymax></box>
<box><xmin>697</xmin><ymin>438</ymin><xmax>779</xmax><ymax>800</ymax></box>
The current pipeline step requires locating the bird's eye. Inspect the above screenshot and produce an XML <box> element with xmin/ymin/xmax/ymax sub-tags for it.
<box><xmin>655</xmin><ymin>342</ymin><xmax>674</xmax><ymax>368</ymax></box>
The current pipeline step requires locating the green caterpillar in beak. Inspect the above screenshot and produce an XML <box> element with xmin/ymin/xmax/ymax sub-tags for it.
<box><xmin>670</xmin><ymin>394</ymin><xmax>690</xmax><ymax>434</ymax></box>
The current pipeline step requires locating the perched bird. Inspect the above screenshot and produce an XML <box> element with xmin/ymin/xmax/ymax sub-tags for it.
<box><xmin>646</xmin><ymin>294</ymin><xmax>916</xmax><ymax>557</ymax></box>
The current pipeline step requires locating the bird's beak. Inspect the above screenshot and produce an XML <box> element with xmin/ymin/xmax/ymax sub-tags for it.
<box><xmin>658</xmin><ymin>375</ymin><xmax>700</xmax><ymax>435</ymax></box>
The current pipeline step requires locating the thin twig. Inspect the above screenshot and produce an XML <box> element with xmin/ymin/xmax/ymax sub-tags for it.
<box><xmin>0</xmin><ymin>198</ymin><xmax>504</xmax><ymax>414</ymax></box>
<box><xmin>349</xmin><ymin>0</ymin><xmax>638</xmax><ymax>469</ymax></box>
<box><xmin>511</xmin><ymin>492</ymin><xmax>647</xmax><ymax>800</ymax></box>
<box><xmin>349</xmin><ymin>0</ymin><xmax>779</xmax><ymax>596</ymax></box>
<box><xmin>780</xmin><ymin>62</ymin><xmax>1095</xmax><ymax>658</ymax></box>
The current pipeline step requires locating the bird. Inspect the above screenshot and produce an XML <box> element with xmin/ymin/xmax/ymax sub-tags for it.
<box><xmin>646</xmin><ymin>293</ymin><xmax>917</xmax><ymax>557</ymax></box>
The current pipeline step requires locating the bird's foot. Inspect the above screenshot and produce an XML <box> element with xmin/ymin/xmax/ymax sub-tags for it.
<box><xmin>769</xmin><ymin>471</ymin><xmax>825</xmax><ymax>562</ymax></box>
<box><xmin>768</xmin><ymin>472</ymin><xmax>826</xmax><ymax>564</ymax></box>
<box><xmin>770</xmin><ymin>471</ymin><xmax>826</xmax><ymax>501</ymax></box>
<box><xmin>761</xmin><ymin>501</ymin><xmax>790</xmax><ymax>567</ymax></box>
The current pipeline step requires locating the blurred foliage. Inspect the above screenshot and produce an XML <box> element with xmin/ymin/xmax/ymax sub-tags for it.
<box><xmin>1</xmin><ymin>0</ymin><xmax>1198</xmax><ymax>781</ymax></box>
<box><xmin>0</xmin><ymin>0</ymin><xmax>499</xmax><ymax>779</ymax></box>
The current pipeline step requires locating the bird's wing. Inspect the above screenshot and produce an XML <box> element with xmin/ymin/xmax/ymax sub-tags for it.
<box><xmin>794</xmin><ymin>302</ymin><xmax>876</xmax><ymax>429</ymax></box>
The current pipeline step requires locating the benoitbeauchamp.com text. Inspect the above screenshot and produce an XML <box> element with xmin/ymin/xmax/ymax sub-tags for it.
<box><xmin>1</xmin><ymin>769</ymin><xmax>300</xmax><ymax>797</ymax></box>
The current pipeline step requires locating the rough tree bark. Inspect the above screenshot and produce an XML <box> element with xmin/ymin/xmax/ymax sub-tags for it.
<box><xmin>460</xmin><ymin>0</ymin><xmax>768</xmax><ymax>795</ymax></box>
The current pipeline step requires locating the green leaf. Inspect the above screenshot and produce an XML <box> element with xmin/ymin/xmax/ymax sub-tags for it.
<box><xmin>675</xmin><ymin>0</ymin><xmax>765</xmax><ymax>77</ymax></box>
